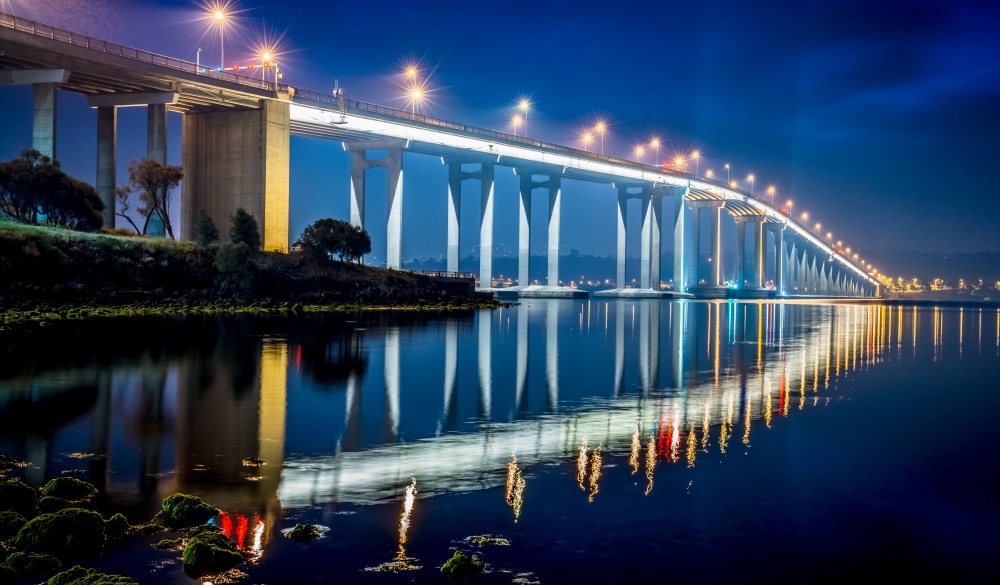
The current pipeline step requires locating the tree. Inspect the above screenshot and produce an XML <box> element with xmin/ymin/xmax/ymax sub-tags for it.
<box><xmin>229</xmin><ymin>208</ymin><xmax>261</xmax><ymax>250</ymax></box>
<box><xmin>215</xmin><ymin>242</ymin><xmax>258</xmax><ymax>293</ymax></box>
<box><xmin>194</xmin><ymin>212</ymin><xmax>220</xmax><ymax>246</ymax></box>
<box><xmin>299</xmin><ymin>218</ymin><xmax>370</xmax><ymax>264</ymax></box>
<box><xmin>0</xmin><ymin>149</ymin><xmax>104</xmax><ymax>231</ymax></box>
<box><xmin>113</xmin><ymin>186</ymin><xmax>141</xmax><ymax>234</ymax></box>
<box><xmin>127</xmin><ymin>158</ymin><xmax>183</xmax><ymax>239</ymax></box>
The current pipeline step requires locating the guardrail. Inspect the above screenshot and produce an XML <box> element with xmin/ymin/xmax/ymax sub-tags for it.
<box><xmin>0</xmin><ymin>10</ymin><xmax>284</xmax><ymax>93</ymax></box>
<box><xmin>422</xmin><ymin>271</ymin><xmax>477</xmax><ymax>280</ymax></box>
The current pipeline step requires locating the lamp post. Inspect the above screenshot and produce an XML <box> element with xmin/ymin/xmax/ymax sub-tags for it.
<box><xmin>196</xmin><ymin>47</ymin><xmax>201</xmax><ymax>72</ymax></box>
<box><xmin>511</xmin><ymin>115</ymin><xmax>522</xmax><ymax>136</ymax></box>
<box><xmin>767</xmin><ymin>185</ymin><xmax>775</xmax><ymax>206</ymax></box>
<box><xmin>215</xmin><ymin>10</ymin><xmax>225</xmax><ymax>70</ymax></box>
<box><xmin>635</xmin><ymin>146</ymin><xmax>645</xmax><ymax>164</ymax></box>
<box><xmin>582</xmin><ymin>133</ymin><xmax>593</xmax><ymax>152</ymax></box>
<box><xmin>596</xmin><ymin>121</ymin><xmax>606</xmax><ymax>154</ymax></box>
<box><xmin>519</xmin><ymin>100</ymin><xmax>529</xmax><ymax>137</ymax></box>
<box><xmin>747</xmin><ymin>173</ymin><xmax>755</xmax><ymax>195</ymax></box>
<box><xmin>725</xmin><ymin>163</ymin><xmax>730</xmax><ymax>183</ymax></box>
<box><xmin>693</xmin><ymin>150</ymin><xmax>700</xmax><ymax>176</ymax></box>
<box><xmin>651</xmin><ymin>138</ymin><xmax>660</xmax><ymax>165</ymax></box>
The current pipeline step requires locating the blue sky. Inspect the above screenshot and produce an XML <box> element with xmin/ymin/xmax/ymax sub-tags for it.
<box><xmin>1</xmin><ymin>0</ymin><xmax>998</xmax><ymax>260</ymax></box>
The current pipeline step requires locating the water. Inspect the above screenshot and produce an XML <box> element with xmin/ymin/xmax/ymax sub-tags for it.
<box><xmin>1</xmin><ymin>300</ymin><xmax>999</xmax><ymax>583</ymax></box>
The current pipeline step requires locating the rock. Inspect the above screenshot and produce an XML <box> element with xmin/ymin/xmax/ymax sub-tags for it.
<box><xmin>11</xmin><ymin>508</ymin><xmax>105</xmax><ymax>563</ymax></box>
<box><xmin>158</xmin><ymin>493</ymin><xmax>218</xmax><ymax>528</ymax></box>
<box><xmin>0</xmin><ymin>551</ymin><xmax>60</xmax><ymax>578</ymax></box>
<box><xmin>154</xmin><ymin>538</ymin><xmax>182</xmax><ymax>550</ymax></box>
<box><xmin>182</xmin><ymin>524</ymin><xmax>245</xmax><ymax>578</ymax></box>
<box><xmin>104</xmin><ymin>514</ymin><xmax>130</xmax><ymax>540</ymax></box>
<box><xmin>43</xmin><ymin>478</ymin><xmax>97</xmax><ymax>501</ymax></box>
<box><xmin>0</xmin><ymin>511</ymin><xmax>26</xmax><ymax>541</ymax></box>
<box><xmin>37</xmin><ymin>496</ymin><xmax>70</xmax><ymax>514</ymax></box>
<box><xmin>440</xmin><ymin>551</ymin><xmax>485</xmax><ymax>582</ymax></box>
<box><xmin>0</xmin><ymin>478</ymin><xmax>38</xmax><ymax>516</ymax></box>
<box><xmin>287</xmin><ymin>523</ymin><xmax>320</xmax><ymax>543</ymax></box>
<box><xmin>129</xmin><ymin>523</ymin><xmax>162</xmax><ymax>536</ymax></box>
<box><xmin>46</xmin><ymin>565</ymin><xmax>138</xmax><ymax>585</ymax></box>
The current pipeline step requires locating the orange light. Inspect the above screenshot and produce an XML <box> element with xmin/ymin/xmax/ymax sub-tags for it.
<box><xmin>247</xmin><ymin>63</ymin><xmax>254</xmax><ymax>70</ymax></box>
<box><xmin>232</xmin><ymin>65</ymin><xmax>239</xmax><ymax>71</ymax></box>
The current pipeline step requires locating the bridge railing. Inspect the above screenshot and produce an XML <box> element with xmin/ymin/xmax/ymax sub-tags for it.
<box><xmin>422</xmin><ymin>271</ymin><xmax>477</xmax><ymax>280</ymax></box>
<box><xmin>0</xmin><ymin>10</ymin><xmax>283</xmax><ymax>94</ymax></box>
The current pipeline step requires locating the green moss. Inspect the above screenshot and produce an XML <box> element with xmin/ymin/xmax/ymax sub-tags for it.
<box><xmin>0</xmin><ymin>478</ymin><xmax>38</xmax><ymax>516</ymax></box>
<box><xmin>181</xmin><ymin>524</ymin><xmax>244</xmax><ymax>578</ymax></box>
<box><xmin>1</xmin><ymin>551</ymin><xmax>60</xmax><ymax>578</ymax></box>
<box><xmin>0</xmin><ymin>511</ymin><xmax>25</xmax><ymax>541</ymax></box>
<box><xmin>42</xmin><ymin>478</ymin><xmax>97</xmax><ymax>501</ymax></box>
<box><xmin>158</xmin><ymin>493</ymin><xmax>218</xmax><ymax>528</ymax></box>
<box><xmin>440</xmin><ymin>551</ymin><xmax>485</xmax><ymax>582</ymax></box>
<box><xmin>154</xmin><ymin>538</ymin><xmax>182</xmax><ymax>550</ymax></box>
<box><xmin>103</xmin><ymin>514</ymin><xmax>130</xmax><ymax>540</ymax></box>
<box><xmin>11</xmin><ymin>508</ymin><xmax>105</xmax><ymax>563</ymax></box>
<box><xmin>38</xmin><ymin>496</ymin><xmax>70</xmax><ymax>514</ymax></box>
<box><xmin>47</xmin><ymin>565</ymin><xmax>139</xmax><ymax>585</ymax></box>
<box><xmin>287</xmin><ymin>523</ymin><xmax>320</xmax><ymax>543</ymax></box>
<box><xmin>129</xmin><ymin>523</ymin><xmax>162</xmax><ymax>536</ymax></box>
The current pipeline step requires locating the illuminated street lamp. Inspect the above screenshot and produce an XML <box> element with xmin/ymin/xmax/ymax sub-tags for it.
<box><xmin>519</xmin><ymin>99</ymin><xmax>530</xmax><ymax>137</ymax></box>
<box><xmin>214</xmin><ymin>8</ymin><xmax>226</xmax><ymax>70</ymax></box>
<box><xmin>827</xmin><ymin>232</ymin><xmax>833</xmax><ymax>243</ymax></box>
<box><xmin>634</xmin><ymin>146</ymin><xmax>645</xmax><ymax>163</ymax></box>
<box><xmin>706</xmin><ymin>169</ymin><xmax>714</xmax><ymax>178</ymax></box>
<box><xmin>582</xmin><ymin>132</ymin><xmax>593</xmax><ymax>152</ymax></box>
<box><xmin>675</xmin><ymin>156</ymin><xmax>684</xmax><ymax>172</ymax></box>
<box><xmin>409</xmin><ymin>89</ymin><xmax>422</xmax><ymax>114</ymax></box>
<box><xmin>511</xmin><ymin>114</ymin><xmax>522</xmax><ymax>136</ymax></box>
<box><xmin>650</xmin><ymin>138</ymin><xmax>660</xmax><ymax>165</ymax></box>
<box><xmin>725</xmin><ymin>163</ymin><xmax>730</xmax><ymax>183</ymax></box>
<box><xmin>747</xmin><ymin>173</ymin><xmax>755</xmax><ymax>195</ymax></box>
<box><xmin>596</xmin><ymin>121</ymin><xmax>606</xmax><ymax>154</ymax></box>
<box><xmin>730</xmin><ymin>180</ymin><xmax>737</xmax><ymax>189</ymax></box>
<box><xmin>692</xmin><ymin>150</ymin><xmax>700</xmax><ymax>176</ymax></box>
<box><xmin>815</xmin><ymin>223</ymin><xmax>822</xmax><ymax>232</ymax></box>
<box><xmin>801</xmin><ymin>212</ymin><xmax>809</xmax><ymax>220</ymax></box>
<box><xmin>767</xmin><ymin>185</ymin><xmax>775</xmax><ymax>205</ymax></box>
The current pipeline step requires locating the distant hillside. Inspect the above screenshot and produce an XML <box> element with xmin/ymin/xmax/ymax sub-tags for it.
<box><xmin>865</xmin><ymin>250</ymin><xmax>1000</xmax><ymax>284</ymax></box>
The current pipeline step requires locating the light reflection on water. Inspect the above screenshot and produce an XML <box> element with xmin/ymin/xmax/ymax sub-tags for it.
<box><xmin>1</xmin><ymin>300</ymin><xmax>999</xmax><ymax>581</ymax></box>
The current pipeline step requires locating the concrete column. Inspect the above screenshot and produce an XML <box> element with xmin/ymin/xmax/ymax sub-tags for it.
<box><xmin>146</xmin><ymin>103</ymin><xmax>169</xmax><ymax>237</ymax></box>
<box><xmin>96</xmin><ymin>106</ymin><xmax>117</xmax><ymax>229</ymax></box>
<box><xmin>546</xmin><ymin>177</ymin><xmax>561</xmax><ymax>286</ymax></box>
<box><xmin>446</xmin><ymin>164</ymin><xmax>461</xmax><ymax>273</ymax></box>
<box><xmin>616</xmin><ymin>188</ymin><xmax>628</xmax><ymax>288</ymax></box>
<box><xmin>32</xmin><ymin>83</ymin><xmax>57</xmax><ymax>160</ymax></box>
<box><xmin>479</xmin><ymin>163</ymin><xmax>495</xmax><ymax>287</ymax></box>
<box><xmin>774</xmin><ymin>226</ymin><xmax>785</xmax><ymax>294</ymax></box>
<box><xmin>754</xmin><ymin>222</ymin><xmax>765</xmax><ymax>288</ymax></box>
<box><xmin>689</xmin><ymin>205</ymin><xmax>701</xmax><ymax>286</ymax></box>
<box><xmin>180</xmin><ymin>100</ymin><xmax>290</xmax><ymax>251</ymax></box>
<box><xmin>650</xmin><ymin>192</ymin><xmax>663</xmax><ymax>289</ymax></box>
<box><xmin>672</xmin><ymin>187</ymin><xmax>689</xmax><ymax>291</ymax></box>
<box><xmin>518</xmin><ymin>174</ymin><xmax>532</xmax><ymax>287</ymax></box>
<box><xmin>386</xmin><ymin>148</ymin><xmax>404</xmax><ymax>269</ymax></box>
<box><xmin>736</xmin><ymin>221</ymin><xmax>747</xmax><ymax>288</ymax></box>
<box><xmin>711</xmin><ymin>206</ymin><xmax>722</xmax><ymax>285</ymax></box>
<box><xmin>349</xmin><ymin>151</ymin><xmax>367</xmax><ymax>229</ymax></box>
<box><xmin>640</xmin><ymin>194</ymin><xmax>652</xmax><ymax>289</ymax></box>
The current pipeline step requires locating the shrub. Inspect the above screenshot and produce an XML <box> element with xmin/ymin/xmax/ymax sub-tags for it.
<box><xmin>158</xmin><ymin>493</ymin><xmax>218</xmax><ymax>529</ymax></box>
<box><xmin>12</xmin><ymin>508</ymin><xmax>105</xmax><ymax>563</ymax></box>
<box><xmin>228</xmin><ymin>208</ymin><xmax>260</xmax><ymax>249</ymax></box>
<box><xmin>182</xmin><ymin>524</ymin><xmax>244</xmax><ymax>577</ymax></box>
<box><xmin>214</xmin><ymin>242</ymin><xmax>258</xmax><ymax>294</ymax></box>
<box><xmin>194</xmin><ymin>212</ymin><xmax>219</xmax><ymax>246</ymax></box>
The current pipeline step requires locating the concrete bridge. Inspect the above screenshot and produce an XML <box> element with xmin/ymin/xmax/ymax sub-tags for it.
<box><xmin>0</xmin><ymin>11</ymin><xmax>879</xmax><ymax>299</ymax></box>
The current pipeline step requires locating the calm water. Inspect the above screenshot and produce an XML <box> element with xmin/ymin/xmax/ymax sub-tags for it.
<box><xmin>1</xmin><ymin>301</ymin><xmax>999</xmax><ymax>583</ymax></box>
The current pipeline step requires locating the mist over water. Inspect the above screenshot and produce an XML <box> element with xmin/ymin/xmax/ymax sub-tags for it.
<box><xmin>1</xmin><ymin>300</ymin><xmax>998</xmax><ymax>582</ymax></box>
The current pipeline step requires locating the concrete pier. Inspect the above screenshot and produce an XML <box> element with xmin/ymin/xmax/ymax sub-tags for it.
<box><xmin>96</xmin><ymin>106</ymin><xmax>117</xmax><ymax>229</ymax></box>
<box><xmin>32</xmin><ymin>82</ymin><xmax>58</xmax><ymax>160</ymax></box>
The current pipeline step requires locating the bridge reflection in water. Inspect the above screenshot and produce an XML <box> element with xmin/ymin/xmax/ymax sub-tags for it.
<box><xmin>0</xmin><ymin>302</ymin><xmax>996</xmax><ymax>547</ymax></box>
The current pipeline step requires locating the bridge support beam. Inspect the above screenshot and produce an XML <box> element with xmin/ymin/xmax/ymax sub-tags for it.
<box><xmin>639</xmin><ymin>192</ymin><xmax>652</xmax><ymax>289</ymax></box>
<box><xmin>672</xmin><ymin>185</ymin><xmax>690</xmax><ymax>292</ymax></box>
<box><xmin>518</xmin><ymin>174</ymin><xmax>531</xmax><ymax>287</ymax></box>
<box><xmin>32</xmin><ymin>83</ymin><xmax>58</xmax><ymax>160</ymax></box>
<box><xmin>181</xmin><ymin>100</ymin><xmax>291</xmax><ymax>251</ymax></box>
<box><xmin>96</xmin><ymin>106</ymin><xmax>117</xmax><ymax>229</ymax></box>
<box><xmin>616</xmin><ymin>188</ymin><xmax>627</xmax><ymax>288</ymax></box>
<box><xmin>346</xmin><ymin>140</ymin><xmax>405</xmax><ymax>266</ymax></box>
<box><xmin>444</xmin><ymin>158</ymin><xmax>495</xmax><ymax>286</ymax></box>
<box><xmin>688</xmin><ymin>205</ymin><xmax>701</xmax><ymax>286</ymax></box>
<box><xmin>736</xmin><ymin>221</ymin><xmax>747</xmax><ymax>288</ymax></box>
<box><xmin>145</xmin><ymin>103</ymin><xmax>169</xmax><ymax>237</ymax></box>
<box><xmin>546</xmin><ymin>177</ymin><xmax>562</xmax><ymax>286</ymax></box>
<box><xmin>773</xmin><ymin>224</ymin><xmax>786</xmax><ymax>294</ymax></box>
<box><xmin>711</xmin><ymin>205</ymin><xmax>723</xmax><ymax>286</ymax></box>
<box><xmin>650</xmin><ymin>189</ymin><xmax>664</xmax><ymax>289</ymax></box>
<box><xmin>513</xmin><ymin>168</ymin><xmax>581</xmax><ymax>296</ymax></box>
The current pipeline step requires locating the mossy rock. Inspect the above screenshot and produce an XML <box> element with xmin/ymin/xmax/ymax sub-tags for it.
<box><xmin>104</xmin><ymin>514</ymin><xmax>130</xmax><ymax>540</ymax></box>
<box><xmin>287</xmin><ymin>523</ymin><xmax>320</xmax><ymax>543</ymax></box>
<box><xmin>441</xmin><ymin>551</ymin><xmax>485</xmax><ymax>582</ymax></box>
<box><xmin>0</xmin><ymin>511</ymin><xmax>26</xmax><ymax>541</ymax></box>
<box><xmin>12</xmin><ymin>508</ymin><xmax>105</xmax><ymax>563</ymax></box>
<box><xmin>154</xmin><ymin>538</ymin><xmax>182</xmax><ymax>550</ymax></box>
<box><xmin>181</xmin><ymin>524</ymin><xmax>244</xmax><ymax>578</ymax></box>
<box><xmin>1</xmin><ymin>551</ymin><xmax>60</xmax><ymax>578</ymax></box>
<box><xmin>0</xmin><ymin>478</ymin><xmax>38</xmax><ymax>516</ymax></box>
<box><xmin>47</xmin><ymin>565</ymin><xmax>139</xmax><ymax>585</ymax></box>
<box><xmin>42</xmin><ymin>478</ymin><xmax>97</xmax><ymax>501</ymax></box>
<box><xmin>158</xmin><ymin>493</ymin><xmax>218</xmax><ymax>528</ymax></box>
<box><xmin>38</xmin><ymin>496</ymin><xmax>70</xmax><ymax>514</ymax></box>
<box><xmin>129</xmin><ymin>523</ymin><xmax>162</xmax><ymax>536</ymax></box>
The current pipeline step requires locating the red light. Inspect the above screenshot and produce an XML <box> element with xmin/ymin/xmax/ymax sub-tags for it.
<box><xmin>232</xmin><ymin>65</ymin><xmax>240</xmax><ymax>71</ymax></box>
<box><xmin>247</xmin><ymin>63</ymin><xmax>255</xmax><ymax>70</ymax></box>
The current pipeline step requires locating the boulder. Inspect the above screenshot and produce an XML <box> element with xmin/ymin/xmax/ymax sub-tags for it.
<box><xmin>441</xmin><ymin>551</ymin><xmax>485</xmax><ymax>582</ymax></box>
<box><xmin>104</xmin><ymin>514</ymin><xmax>131</xmax><ymax>540</ymax></box>
<box><xmin>158</xmin><ymin>493</ymin><xmax>218</xmax><ymax>528</ymax></box>
<box><xmin>0</xmin><ymin>551</ymin><xmax>60</xmax><ymax>578</ymax></box>
<box><xmin>287</xmin><ymin>523</ymin><xmax>320</xmax><ymax>543</ymax></box>
<box><xmin>42</xmin><ymin>478</ymin><xmax>97</xmax><ymax>501</ymax></box>
<box><xmin>38</xmin><ymin>496</ymin><xmax>70</xmax><ymax>514</ymax></box>
<box><xmin>12</xmin><ymin>508</ymin><xmax>105</xmax><ymax>563</ymax></box>
<box><xmin>47</xmin><ymin>565</ymin><xmax>139</xmax><ymax>585</ymax></box>
<box><xmin>181</xmin><ymin>524</ymin><xmax>244</xmax><ymax>578</ymax></box>
<box><xmin>0</xmin><ymin>511</ymin><xmax>25</xmax><ymax>541</ymax></box>
<box><xmin>0</xmin><ymin>478</ymin><xmax>38</xmax><ymax>516</ymax></box>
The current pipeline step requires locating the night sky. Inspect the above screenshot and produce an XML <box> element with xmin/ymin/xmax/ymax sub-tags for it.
<box><xmin>1</xmin><ymin>0</ymin><xmax>998</xmax><ymax>263</ymax></box>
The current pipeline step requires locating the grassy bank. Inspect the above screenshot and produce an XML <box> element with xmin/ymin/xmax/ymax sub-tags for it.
<box><xmin>0</xmin><ymin>220</ymin><xmax>506</xmax><ymax>329</ymax></box>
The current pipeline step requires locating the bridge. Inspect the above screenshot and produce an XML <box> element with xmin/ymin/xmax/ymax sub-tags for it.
<box><xmin>0</xmin><ymin>11</ymin><xmax>879</xmax><ymax>299</ymax></box>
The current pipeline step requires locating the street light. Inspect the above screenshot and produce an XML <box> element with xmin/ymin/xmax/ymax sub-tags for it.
<box><xmin>692</xmin><ymin>150</ymin><xmax>700</xmax><ymax>176</ymax></box>
<box><xmin>214</xmin><ymin>9</ymin><xmax>226</xmax><ymax>70</ymax></box>
<box><xmin>635</xmin><ymin>146</ymin><xmax>645</xmax><ymax>163</ymax></box>
<box><xmin>410</xmin><ymin>89</ymin><xmax>423</xmax><ymax>114</ymax></box>
<box><xmin>706</xmin><ymin>169</ymin><xmax>714</xmax><ymax>178</ymax></box>
<box><xmin>675</xmin><ymin>156</ymin><xmax>684</xmax><ymax>171</ymax></box>
<box><xmin>596</xmin><ymin>121</ymin><xmax>606</xmax><ymax>154</ymax></box>
<box><xmin>767</xmin><ymin>185</ymin><xmax>775</xmax><ymax>205</ymax></box>
<box><xmin>730</xmin><ymin>181</ymin><xmax>737</xmax><ymax>189</ymax></box>
<box><xmin>725</xmin><ymin>163</ymin><xmax>730</xmax><ymax>183</ymax></box>
<box><xmin>582</xmin><ymin>132</ymin><xmax>593</xmax><ymax>152</ymax></box>
<box><xmin>747</xmin><ymin>173</ymin><xmax>755</xmax><ymax>195</ymax></box>
<box><xmin>650</xmin><ymin>138</ymin><xmax>660</xmax><ymax>165</ymax></box>
<box><xmin>511</xmin><ymin>114</ymin><xmax>522</xmax><ymax>136</ymax></box>
<box><xmin>801</xmin><ymin>212</ymin><xmax>809</xmax><ymax>220</ymax></box>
